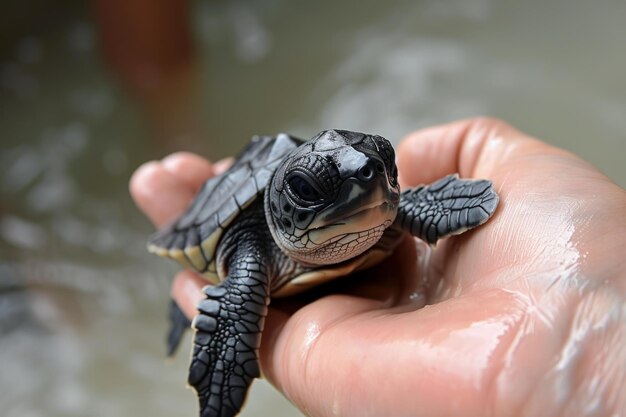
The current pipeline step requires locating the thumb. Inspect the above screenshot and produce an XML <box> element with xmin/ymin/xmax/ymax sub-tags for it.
<box><xmin>396</xmin><ymin>117</ymin><xmax>545</xmax><ymax>187</ymax></box>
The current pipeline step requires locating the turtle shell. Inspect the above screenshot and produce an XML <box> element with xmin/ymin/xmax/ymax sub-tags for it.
<box><xmin>148</xmin><ymin>133</ymin><xmax>304</xmax><ymax>283</ymax></box>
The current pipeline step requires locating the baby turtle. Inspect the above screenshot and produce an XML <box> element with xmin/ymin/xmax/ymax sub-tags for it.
<box><xmin>148</xmin><ymin>130</ymin><xmax>499</xmax><ymax>417</ymax></box>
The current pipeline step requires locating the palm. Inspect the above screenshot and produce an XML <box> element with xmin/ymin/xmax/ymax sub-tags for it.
<box><xmin>131</xmin><ymin>119</ymin><xmax>625</xmax><ymax>417</ymax></box>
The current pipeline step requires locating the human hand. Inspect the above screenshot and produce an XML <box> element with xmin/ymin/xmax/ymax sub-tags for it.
<box><xmin>130</xmin><ymin>118</ymin><xmax>625</xmax><ymax>417</ymax></box>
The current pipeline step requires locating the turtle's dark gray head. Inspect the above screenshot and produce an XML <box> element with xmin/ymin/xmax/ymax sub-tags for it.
<box><xmin>266</xmin><ymin>129</ymin><xmax>400</xmax><ymax>266</ymax></box>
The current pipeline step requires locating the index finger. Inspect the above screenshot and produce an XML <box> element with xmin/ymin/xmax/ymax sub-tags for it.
<box><xmin>129</xmin><ymin>153</ymin><xmax>214</xmax><ymax>227</ymax></box>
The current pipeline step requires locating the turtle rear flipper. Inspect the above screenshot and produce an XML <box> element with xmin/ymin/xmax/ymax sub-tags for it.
<box><xmin>166</xmin><ymin>299</ymin><xmax>191</xmax><ymax>357</ymax></box>
<box><xmin>396</xmin><ymin>174</ymin><xmax>499</xmax><ymax>244</ymax></box>
<box><xmin>189</xmin><ymin>254</ymin><xmax>270</xmax><ymax>417</ymax></box>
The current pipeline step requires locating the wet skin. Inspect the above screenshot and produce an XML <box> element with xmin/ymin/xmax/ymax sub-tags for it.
<box><xmin>131</xmin><ymin>118</ymin><xmax>625</xmax><ymax>417</ymax></box>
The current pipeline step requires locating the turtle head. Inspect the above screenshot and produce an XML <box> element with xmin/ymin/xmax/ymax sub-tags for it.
<box><xmin>266</xmin><ymin>129</ymin><xmax>400</xmax><ymax>266</ymax></box>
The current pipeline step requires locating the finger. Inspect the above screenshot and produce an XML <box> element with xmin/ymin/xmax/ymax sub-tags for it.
<box><xmin>260</xmin><ymin>294</ymin><xmax>382</xmax><ymax>398</ymax></box>
<box><xmin>213</xmin><ymin>157</ymin><xmax>234</xmax><ymax>175</ymax></box>
<box><xmin>260</xmin><ymin>287</ymin><xmax>543</xmax><ymax>417</ymax></box>
<box><xmin>171</xmin><ymin>269</ymin><xmax>205</xmax><ymax>319</ymax></box>
<box><xmin>396</xmin><ymin>117</ymin><xmax>544</xmax><ymax>187</ymax></box>
<box><xmin>161</xmin><ymin>152</ymin><xmax>214</xmax><ymax>193</ymax></box>
<box><xmin>129</xmin><ymin>161</ymin><xmax>198</xmax><ymax>227</ymax></box>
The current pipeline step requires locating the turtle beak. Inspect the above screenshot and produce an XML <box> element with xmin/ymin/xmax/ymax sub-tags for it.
<box><xmin>311</xmin><ymin>173</ymin><xmax>398</xmax><ymax>227</ymax></box>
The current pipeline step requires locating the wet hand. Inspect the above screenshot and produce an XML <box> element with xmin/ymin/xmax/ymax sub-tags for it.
<box><xmin>130</xmin><ymin>119</ymin><xmax>625</xmax><ymax>417</ymax></box>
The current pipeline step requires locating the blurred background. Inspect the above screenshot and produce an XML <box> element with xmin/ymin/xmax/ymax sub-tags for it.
<box><xmin>1</xmin><ymin>0</ymin><xmax>625</xmax><ymax>416</ymax></box>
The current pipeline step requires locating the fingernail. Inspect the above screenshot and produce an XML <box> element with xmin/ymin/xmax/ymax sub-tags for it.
<box><xmin>213</xmin><ymin>158</ymin><xmax>234</xmax><ymax>175</ymax></box>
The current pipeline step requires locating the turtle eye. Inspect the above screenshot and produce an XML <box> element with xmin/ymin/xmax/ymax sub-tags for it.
<box><xmin>288</xmin><ymin>175</ymin><xmax>321</xmax><ymax>202</ymax></box>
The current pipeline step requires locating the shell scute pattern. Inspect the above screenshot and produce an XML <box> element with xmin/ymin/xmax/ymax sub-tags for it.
<box><xmin>148</xmin><ymin>134</ymin><xmax>305</xmax><ymax>277</ymax></box>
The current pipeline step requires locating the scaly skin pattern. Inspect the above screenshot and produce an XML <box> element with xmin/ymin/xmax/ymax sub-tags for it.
<box><xmin>188</xmin><ymin>200</ymin><xmax>302</xmax><ymax>417</ymax></box>
<box><xmin>396</xmin><ymin>174</ymin><xmax>499</xmax><ymax>245</ymax></box>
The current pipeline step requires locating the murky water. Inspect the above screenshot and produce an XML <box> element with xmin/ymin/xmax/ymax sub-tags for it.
<box><xmin>1</xmin><ymin>0</ymin><xmax>624</xmax><ymax>416</ymax></box>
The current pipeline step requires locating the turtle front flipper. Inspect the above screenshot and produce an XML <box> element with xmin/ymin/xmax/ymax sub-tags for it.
<box><xmin>189</xmin><ymin>253</ymin><xmax>270</xmax><ymax>417</ymax></box>
<box><xmin>396</xmin><ymin>174</ymin><xmax>499</xmax><ymax>244</ymax></box>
